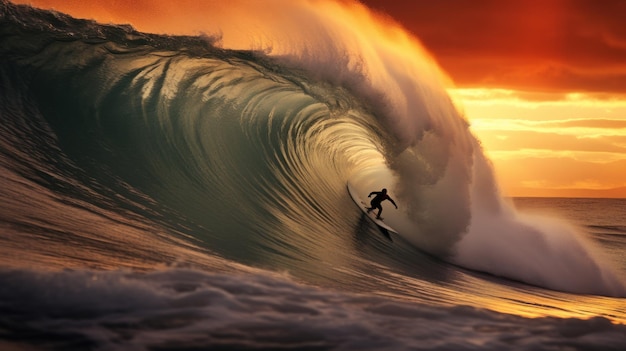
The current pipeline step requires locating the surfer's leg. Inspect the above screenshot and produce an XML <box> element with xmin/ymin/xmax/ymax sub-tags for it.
<box><xmin>367</xmin><ymin>200</ymin><xmax>377</xmax><ymax>213</ymax></box>
<box><xmin>376</xmin><ymin>205</ymin><xmax>383</xmax><ymax>219</ymax></box>
<box><xmin>369</xmin><ymin>200</ymin><xmax>380</xmax><ymax>210</ymax></box>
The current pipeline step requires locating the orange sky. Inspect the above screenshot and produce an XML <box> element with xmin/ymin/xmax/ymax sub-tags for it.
<box><xmin>11</xmin><ymin>0</ymin><xmax>626</xmax><ymax>198</ymax></box>
<box><xmin>364</xmin><ymin>0</ymin><xmax>626</xmax><ymax>198</ymax></box>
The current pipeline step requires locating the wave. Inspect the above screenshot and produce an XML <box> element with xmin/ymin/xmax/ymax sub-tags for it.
<box><xmin>4</xmin><ymin>268</ymin><xmax>625</xmax><ymax>351</ymax></box>
<box><xmin>0</xmin><ymin>0</ymin><xmax>624</xmax><ymax>297</ymax></box>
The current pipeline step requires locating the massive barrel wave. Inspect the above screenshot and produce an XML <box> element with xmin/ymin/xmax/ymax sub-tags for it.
<box><xmin>0</xmin><ymin>0</ymin><xmax>624</xmax><ymax>296</ymax></box>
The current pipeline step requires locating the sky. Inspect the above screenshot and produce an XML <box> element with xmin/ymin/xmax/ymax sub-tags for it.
<box><xmin>11</xmin><ymin>0</ymin><xmax>626</xmax><ymax>198</ymax></box>
<box><xmin>362</xmin><ymin>0</ymin><xmax>626</xmax><ymax>198</ymax></box>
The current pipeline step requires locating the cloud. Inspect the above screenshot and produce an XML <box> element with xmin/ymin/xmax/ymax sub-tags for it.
<box><xmin>477</xmin><ymin>129</ymin><xmax>626</xmax><ymax>155</ymax></box>
<box><xmin>473</xmin><ymin>118</ymin><xmax>626</xmax><ymax>133</ymax></box>
<box><xmin>538</xmin><ymin>119</ymin><xmax>626</xmax><ymax>129</ymax></box>
<box><xmin>493</xmin><ymin>156</ymin><xmax>626</xmax><ymax>193</ymax></box>
<box><xmin>362</xmin><ymin>0</ymin><xmax>626</xmax><ymax>94</ymax></box>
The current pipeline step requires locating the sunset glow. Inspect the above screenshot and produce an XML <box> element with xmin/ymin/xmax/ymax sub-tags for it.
<box><xmin>364</xmin><ymin>0</ymin><xmax>626</xmax><ymax>197</ymax></box>
<box><xmin>450</xmin><ymin>88</ymin><xmax>626</xmax><ymax>197</ymax></box>
<box><xmin>12</xmin><ymin>0</ymin><xmax>626</xmax><ymax>197</ymax></box>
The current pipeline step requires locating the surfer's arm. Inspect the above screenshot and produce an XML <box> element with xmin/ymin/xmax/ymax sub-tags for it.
<box><xmin>389</xmin><ymin>198</ymin><xmax>398</xmax><ymax>209</ymax></box>
<box><xmin>368</xmin><ymin>191</ymin><xmax>378</xmax><ymax>198</ymax></box>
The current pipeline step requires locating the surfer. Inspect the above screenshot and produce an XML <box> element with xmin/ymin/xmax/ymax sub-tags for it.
<box><xmin>366</xmin><ymin>188</ymin><xmax>397</xmax><ymax>219</ymax></box>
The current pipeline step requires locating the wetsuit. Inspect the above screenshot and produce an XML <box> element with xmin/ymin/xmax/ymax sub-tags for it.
<box><xmin>367</xmin><ymin>190</ymin><xmax>397</xmax><ymax>218</ymax></box>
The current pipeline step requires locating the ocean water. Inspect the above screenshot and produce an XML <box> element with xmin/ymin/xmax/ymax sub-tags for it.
<box><xmin>1</xmin><ymin>1</ymin><xmax>625</xmax><ymax>350</ymax></box>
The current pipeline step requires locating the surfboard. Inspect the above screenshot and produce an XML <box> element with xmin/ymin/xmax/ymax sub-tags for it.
<box><xmin>347</xmin><ymin>183</ymin><xmax>398</xmax><ymax>234</ymax></box>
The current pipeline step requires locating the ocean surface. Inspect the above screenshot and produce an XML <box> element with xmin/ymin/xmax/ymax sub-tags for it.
<box><xmin>1</xmin><ymin>1</ymin><xmax>625</xmax><ymax>350</ymax></box>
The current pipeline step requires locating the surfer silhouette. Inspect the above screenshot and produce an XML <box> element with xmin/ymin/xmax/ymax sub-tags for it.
<box><xmin>366</xmin><ymin>188</ymin><xmax>397</xmax><ymax>219</ymax></box>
